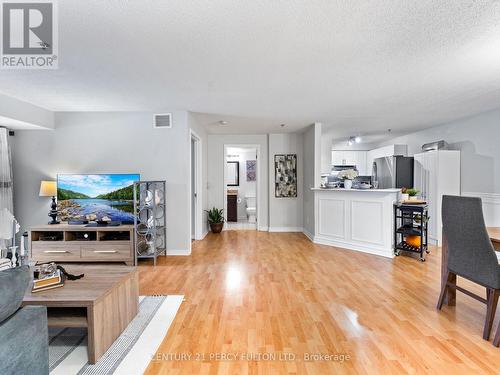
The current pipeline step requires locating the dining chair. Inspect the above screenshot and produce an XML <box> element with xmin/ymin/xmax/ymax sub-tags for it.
<box><xmin>437</xmin><ymin>195</ymin><xmax>500</xmax><ymax>342</ymax></box>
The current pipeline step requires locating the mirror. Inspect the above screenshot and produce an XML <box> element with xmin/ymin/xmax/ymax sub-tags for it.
<box><xmin>227</xmin><ymin>161</ymin><xmax>240</xmax><ymax>186</ymax></box>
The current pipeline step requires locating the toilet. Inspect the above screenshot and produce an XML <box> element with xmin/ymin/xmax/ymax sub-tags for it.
<box><xmin>245</xmin><ymin>196</ymin><xmax>257</xmax><ymax>223</ymax></box>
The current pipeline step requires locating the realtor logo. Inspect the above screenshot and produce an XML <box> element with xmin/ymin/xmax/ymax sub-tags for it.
<box><xmin>1</xmin><ymin>0</ymin><xmax>58</xmax><ymax>69</ymax></box>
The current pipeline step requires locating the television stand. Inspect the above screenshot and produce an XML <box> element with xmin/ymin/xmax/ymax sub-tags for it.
<box><xmin>29</xmin><ymin>223</ymin><xmax>135</xmax><ymax>265</ymax></box>
<box><xmin>85</xmin><ymin>222</ymin><xmax>121</xmax><ymax>227</ymax></box>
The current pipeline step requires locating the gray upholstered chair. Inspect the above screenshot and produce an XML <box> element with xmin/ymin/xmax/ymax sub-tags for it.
<box><xmin>437</xmin><ymin>195</ymin><xmax>500</xmax><ymax>343</ymax></box>
<box><xmin>0</xmin><ymin>266</ymin><xmax>49</xmax><ymax>375</ymax></box>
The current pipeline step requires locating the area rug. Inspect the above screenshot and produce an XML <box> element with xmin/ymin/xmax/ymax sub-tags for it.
<box><xmin>49</xmin><ymin>295</ymin><xmax>183</xmax><ymax>375</ymax></box>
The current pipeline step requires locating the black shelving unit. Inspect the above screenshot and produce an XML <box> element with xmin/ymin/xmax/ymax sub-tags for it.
<box><xmin>394</xmin><ymin>203</ymin><xmax>429</xmax><ymax>262</ymax></box>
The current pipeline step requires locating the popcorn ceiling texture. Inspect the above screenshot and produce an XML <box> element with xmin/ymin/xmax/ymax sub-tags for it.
<box><xmin>1</xmin><ymin>0</ymin><xmax>500</xmax><ymax>136</ymax></box>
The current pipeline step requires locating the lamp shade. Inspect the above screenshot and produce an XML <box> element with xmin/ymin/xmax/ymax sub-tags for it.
<box><xmin>39</xmin><ymin>181</ymin><xmax>57</xmax><ymax>197</ymax></box>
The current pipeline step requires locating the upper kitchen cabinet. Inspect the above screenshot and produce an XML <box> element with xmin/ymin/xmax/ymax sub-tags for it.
<box><xmin>331</xmin><ymin>150</ymin><xmax>368</xmax><ymax>175</ymax></box>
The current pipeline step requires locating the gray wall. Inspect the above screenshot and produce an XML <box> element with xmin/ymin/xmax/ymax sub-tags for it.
<box><xmin>12</xmin><ymin>111</ymin><xmax>192</xmax><ymax>253</ymax></box>
<box><xmin>268</xmin><ymin>133</ymin><xmax>303</xmax><ymax>230</ymax></box>
<box><xmin>207</xmin><ymin>134</ymin><xmax>269</xmax><ymax>230</ymax></box>
<box><xmin>377</xmin><ymin>108</ymin><xmax>500</xmax><ymax>194</ymax></box>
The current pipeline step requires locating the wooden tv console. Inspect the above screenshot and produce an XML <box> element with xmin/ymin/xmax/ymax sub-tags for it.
<box><xmin>29</xmin><ymin>223</ymin><xmax>135</xmax><ymax>266</ymax></box>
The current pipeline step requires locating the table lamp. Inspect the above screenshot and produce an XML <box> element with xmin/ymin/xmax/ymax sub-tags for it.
<box><xmin>39</xmin><ymin>180</ymin><xmax>59</xmax><ymax>224</ymax></box>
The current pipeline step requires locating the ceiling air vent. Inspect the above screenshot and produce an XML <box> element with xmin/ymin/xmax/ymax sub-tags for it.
<box><xmin>153</xmin><ymin>113</ymin><xmax>172</xmax><ymax>129</ymax></box>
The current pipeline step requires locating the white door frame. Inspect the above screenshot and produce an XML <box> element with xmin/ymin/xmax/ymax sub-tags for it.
<box><xmin>189</xmin><ymin>130</ymin><xmax>203</xmax><ymax>248</ymax></box>
<box><xmin>223</xmin><ymin>144</ymin><xmax>261</xmax><ymax>230</ymax></box>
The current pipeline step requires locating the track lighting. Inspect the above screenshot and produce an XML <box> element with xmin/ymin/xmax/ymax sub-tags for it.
<box><xmin>347</xmin><ymin>135</ymin><xmax>362</xmax><ymax>146</ymax></box>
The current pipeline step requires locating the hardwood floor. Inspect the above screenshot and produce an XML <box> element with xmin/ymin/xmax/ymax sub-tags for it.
<box><xmin>139</xmin><ymin>231</ymin><xmax>500</xmax><ymax>374</ymax></box>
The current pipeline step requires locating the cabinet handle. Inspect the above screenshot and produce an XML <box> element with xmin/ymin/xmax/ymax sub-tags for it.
<box><xmin>93</xmin><ymin>250</ymin><xmax>118</xmax><ymax>253</ymax></box>
<box><xmin>43</xmin><ymin>250</ymin><xmax>69</xmax><ymax>253</ymax></box>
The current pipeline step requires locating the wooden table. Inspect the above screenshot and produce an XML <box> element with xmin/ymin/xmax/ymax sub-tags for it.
<box><xmin>23</xmin><ymin>265</ymin><xmax>139</xmax><ymax>364</ymax></box>
<box><xmin>488</xmin><ymin>227</ymin><xmax>500</xmax><ymax>251</ymax></box>
<box><xmin>441</xmin><ymin>227</ymin><xmax>500</xmax><ymax>306</ymax></box>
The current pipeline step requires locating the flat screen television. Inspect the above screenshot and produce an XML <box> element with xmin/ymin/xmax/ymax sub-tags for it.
<box><xmin>57</xmin><ymin>174</ymin><xmax>140</xmax><ymax>224</ymax></box>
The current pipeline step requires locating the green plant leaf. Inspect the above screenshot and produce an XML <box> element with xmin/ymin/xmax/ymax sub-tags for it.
<box><xmin>204</xmin><ymin>207</ymin><xmax>225</xmax><ymax>224</ymax></box>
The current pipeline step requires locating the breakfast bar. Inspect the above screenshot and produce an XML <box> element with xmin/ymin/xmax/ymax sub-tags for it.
<box><xmin>311</xmin><ymin>188</ymin><xmax>401</xmax><ymax>258</ymax></box>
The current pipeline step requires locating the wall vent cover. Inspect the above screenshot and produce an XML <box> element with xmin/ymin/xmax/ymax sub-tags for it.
<box><xmin>153</xmin><ymin>113</ymin><xmax>172</xmax><ymax>128</ymax></box>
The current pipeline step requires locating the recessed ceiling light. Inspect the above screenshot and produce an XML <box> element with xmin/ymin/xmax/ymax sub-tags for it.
<box><xmin>280</xmin><ymin>123</ymin><xmax>286</xmax><ymax>128</ymax></box>
<box><xmin>219</xmin><ymin>120</ymin><xmax>228</xmax><ymax>126</ymax></box>
<box><xmin>355</xmin><ymin>136</ymin><xmax>362</xmax><ymax>143</ymax></box>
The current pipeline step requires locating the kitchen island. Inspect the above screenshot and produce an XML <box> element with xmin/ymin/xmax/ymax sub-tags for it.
<box><xmin>310</xmin><ymin>188</ymin><xmax>401</xmax><ymax>258</ymax></box>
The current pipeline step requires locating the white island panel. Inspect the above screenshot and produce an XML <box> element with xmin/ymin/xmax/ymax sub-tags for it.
<box><xmin>318</xmin><ymin>198</ymin><xmax>345</xmax><ymax>238</ymax></box>
<box><xmin>312</xmin><ymin>188</ymin><xmax>399</xmax><ymax>258</ymax></box>
<box><xmin>351</xmin><ymin>200</ymin><xmax>384</xmax><ymax>245</ymax></box>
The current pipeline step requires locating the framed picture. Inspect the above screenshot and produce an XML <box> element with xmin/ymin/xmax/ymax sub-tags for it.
<box><xmin>246</xmin><ymin>160</ymin><xmax>257</xmax><ymax>181</ymax></box>
<box><xmin>274</xmin><ymin>154</ymin><xmax>297</xmax><ymax>198</ymax></box>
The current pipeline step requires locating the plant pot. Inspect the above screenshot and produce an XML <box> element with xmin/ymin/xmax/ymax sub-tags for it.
<box><xmin>210</xmin><ymin>222</ymin><xmax>224</xmax><ymax>233</ymax></box>
<box><xmin>344</xmin><ymin>179</ymin><xmax>353</xmax><ymax>189</ymax></box>
<box><xmin>409</xmin><ymin>196</ymin><xmax>418</xmax><ymax>201</ymax></box>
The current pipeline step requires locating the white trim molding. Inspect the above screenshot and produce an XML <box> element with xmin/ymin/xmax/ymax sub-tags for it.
<box><xmin>462</xmin><ymin>192</ymin><xmax>500</xmax><ymax>227</ymax></box>
<box><xmin>268</xmin><ymin>227</ymin><xmax>304</xmax><ymax>233</ymax></box>
<box><xmin>302</xmin><ymin>229</ymin><xmax>314</xmax><ymax>241</ymax></box>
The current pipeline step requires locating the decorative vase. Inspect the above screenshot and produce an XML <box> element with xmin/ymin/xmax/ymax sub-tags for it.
<box><xmin>401</xmin><ymin>193</ymin><xmax>409</xmax><ymax>201</ymax></box>
<box><xmin>344</xmin><ymin>180</ymin><xmax>353</xmax><ymax>189</ymax></box>
<box><xmin>210</xmin><ymin>222</ymin><xmax>224</xmax><ymax>233</ymax></box>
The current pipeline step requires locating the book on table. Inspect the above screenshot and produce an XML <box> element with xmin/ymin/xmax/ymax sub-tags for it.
<box><xmin>32</xmin><ymin>269</ymin><xmax>65</xmax><ymax>292</ymax></box>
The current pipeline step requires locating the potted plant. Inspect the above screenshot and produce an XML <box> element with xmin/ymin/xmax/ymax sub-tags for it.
<box><xmin>338</xmin><ymin>169</ymin><xmax>358</xmax><ymax>189</ymax></box>
<box><xmin>406</xmin><ymin>188</ymin><xmax>420</xmax><ymax>201</ymax></box>
<box><xmin>205</xmin><ymin>207</ymin><xmax>225</xmax><ymax>233</ymax></box>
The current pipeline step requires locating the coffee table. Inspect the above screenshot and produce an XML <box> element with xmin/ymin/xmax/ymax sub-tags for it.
<box><xmin>23</xmin><ymin>265</ymin><xmax>139</xmax><ymax>364</ymax></box>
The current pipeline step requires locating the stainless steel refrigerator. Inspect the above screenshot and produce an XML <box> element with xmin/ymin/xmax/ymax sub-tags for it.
<box><xmin>371</xmin><ymin>156</ymin><xmax>414</xmax><ymax>189</ymax></box>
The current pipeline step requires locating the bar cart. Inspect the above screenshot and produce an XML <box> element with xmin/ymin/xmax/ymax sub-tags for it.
<box><xmin>394</xmin><ymin>203</ymin><xmax>429</xmax><ymax>262</ymax></box>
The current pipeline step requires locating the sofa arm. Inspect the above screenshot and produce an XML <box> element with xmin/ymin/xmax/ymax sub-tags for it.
<box><xmin>0</xmin><ymin>305</ymin><xmax>49</xmax><ymax>375</ymax></box>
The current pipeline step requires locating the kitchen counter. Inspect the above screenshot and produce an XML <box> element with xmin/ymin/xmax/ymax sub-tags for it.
<box><xmin>311</xmin><ymin>188</ymin><xmax>401</xmax><ymax>193</ymax></box>
<box><xmin>310</xmin><ymin>187</ymin><xmax>400</xmax><ymax>258</ymax></box>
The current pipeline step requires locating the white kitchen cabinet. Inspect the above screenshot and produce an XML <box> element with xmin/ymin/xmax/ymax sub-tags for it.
<box><xmin>331</xmin><ymin>150</ymin><xmax>368</xmax><ymax>175</ymax></box>
<box><xmin>414</xmin><ymin>150</ymin><xmax>460</xmax><ymax>245</ymax></box>
<box><xmin>332</xmin><ymin>151</ymin><xmax>346</xmax><ymax>166</ymax></box>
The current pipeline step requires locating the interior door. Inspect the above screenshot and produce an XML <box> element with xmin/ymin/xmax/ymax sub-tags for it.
<box><xmin>191</xmin><ymin>138</ymin><xmax>196</xmax><ymax>239</ymax></box>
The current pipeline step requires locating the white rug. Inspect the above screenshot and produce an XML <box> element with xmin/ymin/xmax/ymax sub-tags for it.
<box><xmin>49</xmin><ymin>295</ymin><xmax>183</xmax><ymax>375</ymax></box>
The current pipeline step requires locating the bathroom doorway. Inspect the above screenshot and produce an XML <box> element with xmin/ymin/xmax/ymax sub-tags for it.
<box><xmin>223</xmin><ymin>144</ymin><xmax>260</xmax><ymax>230</ymax></box>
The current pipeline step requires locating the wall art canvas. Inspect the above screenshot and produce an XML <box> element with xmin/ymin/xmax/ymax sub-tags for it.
<box><xmin>246</xmin><ymin>160</ymin><xmax>257</xmax><ymax>181</ymax></box>
<box><xmin>274</xmin><ymin>154</ymin><xmax>297</xmax><ymax>198</ymax></box>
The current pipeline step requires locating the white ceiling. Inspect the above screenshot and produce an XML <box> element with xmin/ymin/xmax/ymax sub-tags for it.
<box><xmin>2</xmin><ymin>1</ymin><xmax>500</xmax><ymax>137</ymax></box>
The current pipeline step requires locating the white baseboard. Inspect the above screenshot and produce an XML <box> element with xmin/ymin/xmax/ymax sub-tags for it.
<box><xmin>462</xmin><ymin>192</ymin><xmax>500</xmax><ymax>226</ymax></box>
<box><xmin>268</xmin><ymin>227</ymin><xmax>304</xmax><ymax>233</ymax></box>
<box><xmin>302</xmin><ymin>229</ymin><xmax>393</xmax><ymax>259</ymax></box>
<box><xmin>312</xmin><ymin>235</ymin><xmax>394</xmax><ymax>259</ymax></box>
<box><xmin>167</xmin><ymin>249</ymin><xmax>191</xmax><ymax>256</ymax></box>
<box><xmin>258</xmin><ymin>226</ymin><xmax>269</xmax><ymax>232</ymax></box>
<box><xmin>199</xmin><ymin>230</ymin><xmax>208</xmax><ymax>240</ymax></box>
<box><xmin>302</xmin><ymin>229</ymin><xmax>314</xmax><ymax>241</ymax></box>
